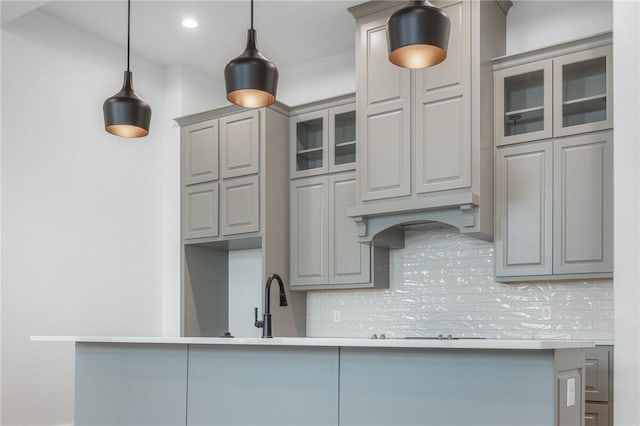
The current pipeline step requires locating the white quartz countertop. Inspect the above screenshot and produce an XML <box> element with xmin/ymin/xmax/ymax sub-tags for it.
<box><xmin>31</xmin><ymin>336</ymin><xmax>596</xmax><ymax>350</ymax></box>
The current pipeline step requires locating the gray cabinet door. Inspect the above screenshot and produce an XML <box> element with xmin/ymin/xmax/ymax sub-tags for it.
<box><xmin>187</xmin><ymin>346</ymin><xmax>339</xmax><ymax>426</ymax></box>
<box><xmin>219</xmin><ymin>110</ymin><xmax>260</xmax><ymax>178</ymax></box>
<box><xmin>357</xmin><ymin>16</ymin><xmax>411</xmax><ymax>201</ymax></box>
<box><xmin>495</xmin><ymin>142</ymin><xmax>553</xmax><ymax>277</ymax></box>
<box><xmin>585</xmin><ymin>346</ymin><xmax>611</xmax><ymax>403</ymax></box>
<box><xmin>290</xmin><ymin>110</ymin><xmax>329</xmax><ymax>178</ymax></box>
<box><xmin>328</xmin><ymin>103</ymin><xmax>356</xmax><ymax>174</ymax></box>
<box><xmin>75</xmin><ymin>344</ymin><xmax>188</xmax><ymax>426</ymax></box>
<box><xmin>220</xmin><ymin>175</ymin><xmax>260</xmax><ymax>236</ymax></box>
<box><xmin>182</xmin><ymin>119</ymin><xmax>218</xmax><ymax>185</ymax></box>
<box><xmin>183</xmin><ymin>182</ymin><xmax>219</xmax><ymax>239</ymax></box>
<box><xmin>290</xmin><ymin>176</ymin><xmax>329</xmax><ymax>287</ymax></box>
<box><xmin>329</xmin><ymin>172</ymin><xmax>369</xmax><ymax>285</ymax></box>
<box><xmin>553</xmin><ymin>46</ymin><xmax>613</xmax><ymax>138</ymax></box>
<box><xmin>415</xmin><ymin>0</ymin><xmax>471</xmax><ymax>194</ymax></box>
<box><xmin>553</xmin><ymin>131</ymin><xmax>613</xmax><ymax>274</ymax></box>
<box><xmin>494</xmin><ymin>60</ymin><xmax>553</xmax><ymax>146</ymax></box>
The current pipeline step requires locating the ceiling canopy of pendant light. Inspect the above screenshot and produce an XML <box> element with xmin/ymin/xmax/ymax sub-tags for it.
<box><xmin>387</xmin><ymin>0</ymin><xmax>451</xmax><ymax>69</ymax></box>
<box><xmin>103</xmin><ymin>0</ymin><xmax>151</xmax><ymax>138</ymax></box>
<box><xmin>225</xmin><ymin>0</ymin><xmax>278</xmax><ymax>108</ymax></box>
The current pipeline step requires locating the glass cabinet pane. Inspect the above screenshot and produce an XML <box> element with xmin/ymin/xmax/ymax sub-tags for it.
<box><xmin>296</xmin><ymin>118</ymin><xmax>324</xmax><ymax>172</ymax></box>
<box><xmin>503</xmin><ymin>70</ymin><xmax>545</xmax><ymax>137</ymax></box>
<box><xmin>334</xmin><ymin>110</ymin><xmax>356</xmax><ymax>166</ymax></box>
<box><xmin>562</xmin><ymin>57</ymin><xmax>607</xmax><ymax>128</ymax></box>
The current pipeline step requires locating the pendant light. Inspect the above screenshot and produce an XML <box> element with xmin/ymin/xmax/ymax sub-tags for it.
<box><xmin>224</xmin><ymin>0</ymin><xmax>278</xmax><ymax>108</ymax></box>
<box><xmin>387</xmin><ymin>0</ymin><xmax>451</xmax><ymax>69</ymax></box>
<box><xmin>103</xmin><ymin>0</ymin><xmax>151</xmax><ymax>138</ymax></box>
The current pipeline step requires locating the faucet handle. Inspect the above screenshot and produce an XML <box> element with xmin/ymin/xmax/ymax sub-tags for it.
<box><xmin>254</xmin><ymin>307</ymin><xmax>264</xmax><ymax>329</ymax></box>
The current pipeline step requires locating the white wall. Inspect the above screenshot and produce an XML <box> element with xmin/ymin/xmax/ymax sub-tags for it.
<box><xmin>278</xmin><ymin>49</ymin><xmax>356</xmax><ymax>107</ymax></box>
<box><xmin>228</xmin><ymin>249</ymin><xmax>263</xmax><ymax>337</ymax></box>
<box><xmin>161</xmin><ymin>63</ymin><xmax>222</xmax><ymax>338</ymax></box>
<box><xmin>1</xmin><ymin>11</ymin><xmax>169</xmax><ymax>426</ymax></box>
<box><xmin>507</xmin><ymin>0</ymin><xmax>613</xmax><ymax>55</ymax></box>
<box><xmin>613</xmin><ymin>2</ymin><xmax>640</xmax><ymax>425</ymax></box>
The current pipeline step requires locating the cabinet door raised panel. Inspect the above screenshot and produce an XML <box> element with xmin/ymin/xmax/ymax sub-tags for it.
<box><xmin>495</xmin><ymin>142</ymin><xmax>553</xmax><ymax>277</ymax></box>
<box><xmin>220</xmin><ymin>175</ymin><xmax>260</xmax><ymax>236</ymax></box>
<box><xmin>358</xmin><ymin>17</ymin><xmax>411</xmax><ymax>201</ymax></box>
<box><xmin>329</xmin><ymin>173</ymin><xmax>370</xmax><ymax>285</ymax></box>
<box><xmin>182</xmin><ymin>119</ymin><xmax>219</xmax><ymax>185</ymax></box>
<box><xmin>219</xmin><ymin>110</ymin><xmax>260</xmax><ymax>179</ymax></box>
<box><xmin>184</xmin><ymin>182</ymin><xmax>219</xmax><ymax>239</ymax></box>
<box><xmin>290</xmin><ymin>176</ymin><xmax>329</xmax><ymax>287</ymax></box>
<box><xmin>553</xmin><ymin>132</ymin><xmax>613</xmax><ymax>274</ymax></box>
<box><xmin>415</xmin><ymin>0</ymin><xmax>471</xmax><ymax>194</ymax></box>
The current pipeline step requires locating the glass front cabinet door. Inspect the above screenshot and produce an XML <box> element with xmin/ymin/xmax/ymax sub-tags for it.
<box><xmin>494</xmin><ymin>60</ymin><xmax>553</xmax><ymax>146</ymax></box>
<box><xmin>291</xmin><ymin>110</ymin><xmax>329</xmax><ymax>178</ymax></box>
<box><xmin>329</xmin><ymin>104</ymin><xmax>356</xmax><ymax>173</ymax></box>
<box><xmin>553</xmin><ymin>45</ymin><xmax>612</xmax><ymax>137</ymax></box>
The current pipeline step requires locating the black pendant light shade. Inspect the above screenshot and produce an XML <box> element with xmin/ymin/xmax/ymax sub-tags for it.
<box><xmin>103</xmin><ymin>0</ymin><xmax>151</xmax><ymax>138</ymax></box>
<box><xmin>225</xmin><ymin>1</ymin><xmax>278</xmax><ymax>108</ymax></box>
<box><xmin>103</xmin><ymin>71</ymin><xmax>151</xmax><ymax>138</ymax></box>
<box><xmin>387</xmin><ymin>0</ymin><xmax>451</xmax><ymax>69</ymax></box>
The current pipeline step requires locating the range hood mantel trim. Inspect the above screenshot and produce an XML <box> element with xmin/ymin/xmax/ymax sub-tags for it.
<box><xmin>348</xmin><ymin>197</ymin><xmax>492</xmax><ymax>248</ymax></box>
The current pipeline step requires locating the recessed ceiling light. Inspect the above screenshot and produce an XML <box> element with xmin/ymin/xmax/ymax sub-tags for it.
<box><xmin>181</xmin><ymin>18</ymin><xmax>198</xmax><ymax>29</ymax></box>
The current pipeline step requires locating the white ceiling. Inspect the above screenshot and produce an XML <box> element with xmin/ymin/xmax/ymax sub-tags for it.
<box><xmin>2</xmin><ymin>0</ymin><xmax>361</xmax><ymax>76</ymax></box>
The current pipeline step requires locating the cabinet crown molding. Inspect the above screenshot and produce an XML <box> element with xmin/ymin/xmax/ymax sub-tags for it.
<box><xmin>492</xmin><ymin>31</ymin><xmax>612</xmax><ymax>71</ymax></box>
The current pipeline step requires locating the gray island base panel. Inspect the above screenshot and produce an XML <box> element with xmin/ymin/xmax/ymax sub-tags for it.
<box><xmin>58</xmin><ymin>338</ymin><xmax>592</xmax><ymax>426</ymax></box>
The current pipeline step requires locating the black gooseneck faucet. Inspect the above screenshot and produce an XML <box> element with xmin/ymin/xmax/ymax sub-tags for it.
<box><xmin>254</xmin><ymin>273</ymin><xmax>288</xmax><ymax>338</ymax></box>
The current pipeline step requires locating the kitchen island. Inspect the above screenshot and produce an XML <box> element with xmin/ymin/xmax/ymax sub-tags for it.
<box><xmin>33</xmin><ymin>336</ymin><xmax>593</xmax><ymax>426</ymax></box>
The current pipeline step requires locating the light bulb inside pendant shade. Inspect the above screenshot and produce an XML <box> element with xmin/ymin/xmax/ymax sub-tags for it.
<box><xmin>103</xmin><ymin>0</ymin><xmax>151</xmax><ymax>138</ymax></box>
<box><xmin>387</xmin><ymin>0</ymin><xmax>450</xmax><ymax>69</ymax></box>
<box><xmin>224</xmin><ymin>0</ymin><xmax>278</xmax><ymax>108</ymax></box>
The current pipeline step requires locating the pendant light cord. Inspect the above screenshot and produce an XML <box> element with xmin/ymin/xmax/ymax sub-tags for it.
<box><xmin>127</xmin><ymin>0</ymin><xmax>131</xmax><ymax>72</ymax></box>
<box><xmin>250</xmin><ymin>0</ymin><xmax>254</xmax><ymax>30</ymax></box>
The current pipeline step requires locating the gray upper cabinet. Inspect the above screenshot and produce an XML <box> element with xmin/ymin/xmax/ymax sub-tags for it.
<box><xmin>328</xmin><ymin>104</ymin><xmax>357</xmax><ymax>174</ymax></box>
<box><xmin>182</xmin><ymin>119</ymin><xmax>219</xmax><ymax>185</ymax></box>
<box><xmin>414</xmin><ymin>0</ymin><xmax>471</xmax><ymax>194</ymax></box>
<box><xmin>290</xmin><ymin>172</ymin><xmax>387</xmax><ymax>290</ymax></box>
<box><xmin>495</xmin><ymin>131</ymin><xmax>613</xmax><ymax>281</ymax></box>
<box><xmin>289</xmin><ymin>95</ymin><xmax>387</xmax><ymax>290</ymax></box>
<box><xmin>494</xmin><ymin>34</ymin><xmax>612</xmax><ymax>146</ymax></box>
<box><xmin>328</xmin><ymin>173</ymin><xmax>370</xmax><ymax>286</ymax></box>
<box><xmin>553</xmin><ymin>46</ymin><xmax>612</xmax><ymax>138</ymax></box>
<box><xmin>183</xmin><ymin>182</ymin><xmax>219</xmax><ymax>240</ymax></box>
<box><xmin>220</xmin><ymin>175</ymin><xmax>260</xmax><ymax>236</ymax></box>
<box><xmin>290</xmin><ymin>101</ymin><xmax>357</xmax><ymax>179</ymax></box>
<box><xmin>494</xmin><ymin>60</ymin><xmax>553</xmax><ymax>146</ymax></box>
<box><xmin>290</xmin><ymin>110</ymin><xmax>329</xmax><ymax>178</ymax></box>
<box><xmin>181</xmin><ymin>109</ymin><xmax>263</xmax><ymax>243</ymax></box>
<box><xmin>290</xmin><ymin>176</ymin><xmax>329</xmax><ymax>287</ymax></box>
<box><xmin>553</xmin><ymin>132</ymin><xmax>613</xmax><ymax>274</ymax></box>
<box><xmin>357</xmin><ymin>14</ymin><xmax>411</xmax><ymax>201</ymax></box>
<box><xmin>219</xmin><ymin>110</ymin><xmax>260</xmax><ymax>178</ymax></box>
<box><xmin>495</xmin><ymin>141</ymin><xmax>553</xmax><ymax>277</ymax></box>
<box><xmin>493</xmin><ymin>34</ymin><xmax>613</xmax><ymax>282</ymax></box>
<box><xmin>348</xmin><ymin>0</ymin><xmax>509</xmax><ymax>241</ymax></box>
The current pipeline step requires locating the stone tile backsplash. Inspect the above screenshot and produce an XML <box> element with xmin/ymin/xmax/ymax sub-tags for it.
<box><xmin>306</xmin><ymin>224</ymin><xmax>613</xmax><ymax>340</ymax></box>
